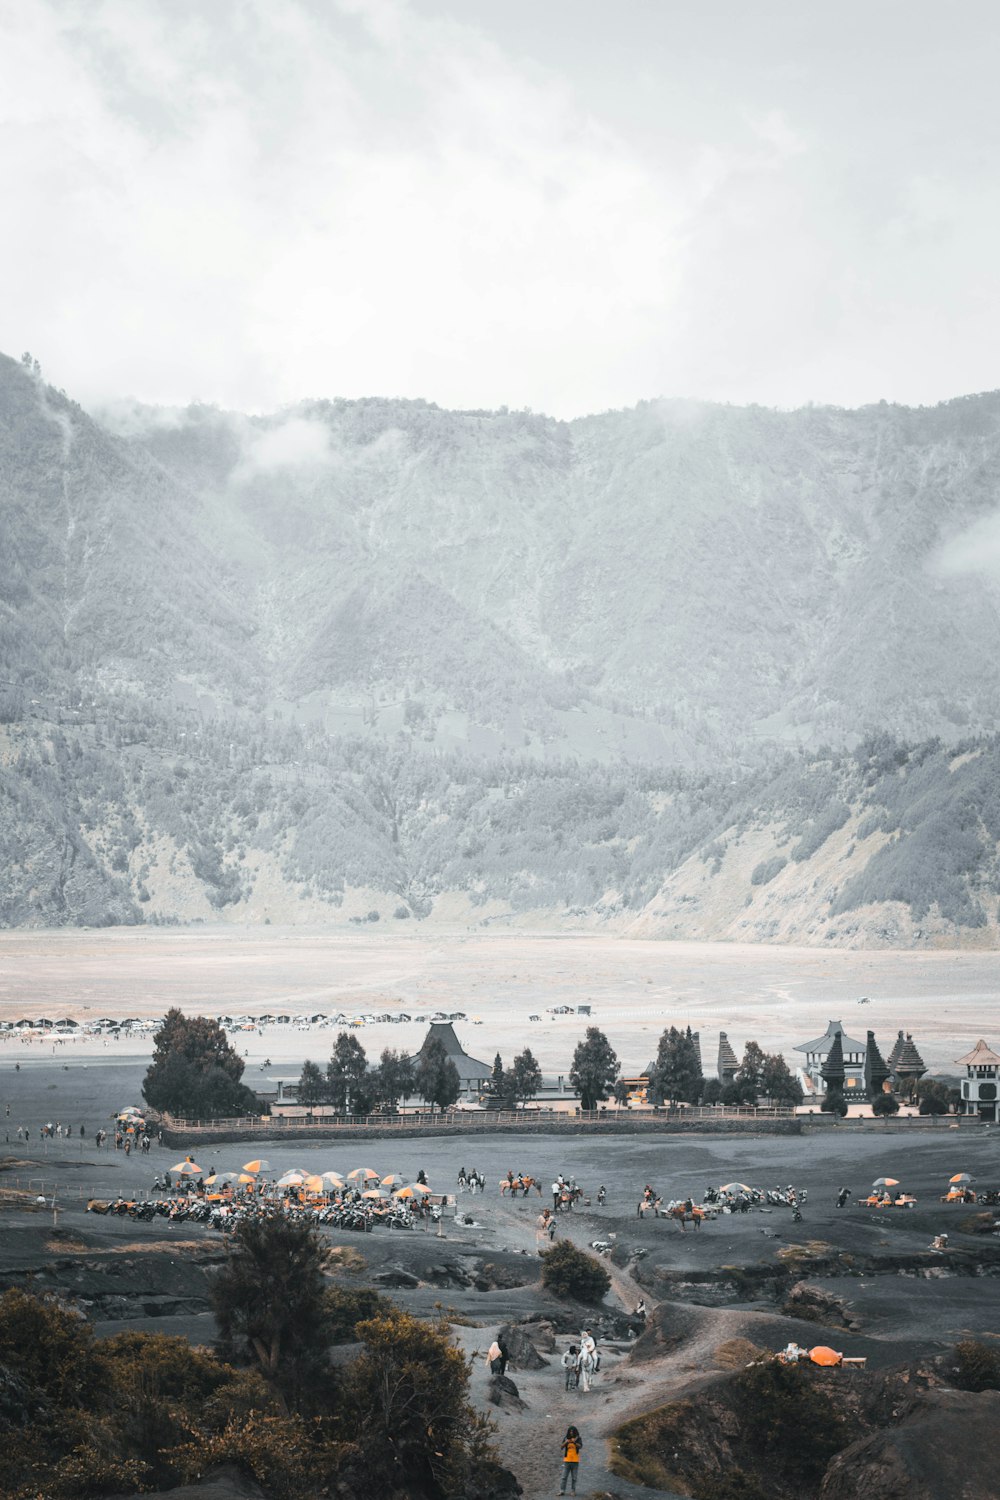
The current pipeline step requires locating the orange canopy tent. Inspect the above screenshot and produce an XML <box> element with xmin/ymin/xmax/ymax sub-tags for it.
<box><xmin>809</xmin><ymin>1346</ymin><xmax>843</xmax><ymax>1367</ymax></box>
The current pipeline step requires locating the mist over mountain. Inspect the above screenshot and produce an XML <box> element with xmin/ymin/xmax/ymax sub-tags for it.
<box><xmin>4</xmin><ymin>348</ymin><xmax>1000</xmax><ymax>942</ymax></box>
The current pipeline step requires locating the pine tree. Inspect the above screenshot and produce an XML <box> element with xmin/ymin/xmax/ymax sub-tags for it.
<box><xmin>326</xmin><ymin>1032</ymin><xmax>370</xmax><ymax>1114</ymax></box>
<box><xmin>510</xmin><ymin>1048</ymin><xmax>542</xmax><ymax>1107</ymax></box>
<box><xmin>414</xmin><ymin>1037</ymin><xmax>461</xmax><ymax>1111</ymax></box>
<box><xmin>297</xmin><ymin>1059</ymin><xmax>326</xmax><ymax>1107</ymax></box>
<box><xmin>570</xmin><ymin>1027</ymin><xmax>620</xmax><ymax>1111</ymax></box>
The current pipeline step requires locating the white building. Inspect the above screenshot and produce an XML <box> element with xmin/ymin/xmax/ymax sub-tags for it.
<box><xmin>954</xmin><ymin>1039</ymin><xmax>1000</xmax><ymax>1122</ymax></box>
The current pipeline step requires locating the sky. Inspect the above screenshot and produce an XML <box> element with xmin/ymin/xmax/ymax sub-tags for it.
<box><xmin>2</xmin><ymin>0</ymin><xmax>999</xmax><ymax>419</ymax></box>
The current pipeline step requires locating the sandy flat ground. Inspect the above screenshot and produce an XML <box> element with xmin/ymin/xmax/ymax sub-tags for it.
<box><xmin>0</xmin><ymin>927</ymin><xmax>998</xmax><ymax>1076</ymax></box>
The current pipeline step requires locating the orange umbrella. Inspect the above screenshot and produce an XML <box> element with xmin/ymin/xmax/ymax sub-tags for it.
<box><xmin>809</xmin><ymin>1346</ymin><xmax>843</xmax><ymax>1367</ymax></box>
<box><xmin>348</xmin><ymin>1167</ymin><xmax>379</xmax><ymax>1181</ymax></box>
<box><xmin>410</xmin><ymin>1182</ymin><xmax>432</xmax><ymax>1195</ymax></box>
<box><xmin>302</xmin><ymin>1174</ymin><xmax>325</xmax><ymax>1194</ymax></box>
<box><xmin>949</xmin><ymin>1173</ymin><xmax>974</xmax><ymax>1184</ymax></box>
<box><xmin>237</xmin><ymin>1173</ymin><xmax>256</xmax><ymax>1185</ymax></box>
<box><xmin>362</xmin><ymin>1189</ymin><xmax>384</xmax><ymax>1200</ymax></box>
<box><xmin>394</xmin><ymin>1186</ymin><xmax>416</xmax><ymax>1199</ymax></box>
<box><xmin>242</xmin><ymin>1159</ymin><xmax>271</xmax><ymax>1174</ymax></box>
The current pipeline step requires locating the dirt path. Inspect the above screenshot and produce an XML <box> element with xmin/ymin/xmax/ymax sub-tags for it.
<box><xmin>456</xmin><ymin>1196</ymin><xmax>735</xmax><ymax>1499</ymax></box>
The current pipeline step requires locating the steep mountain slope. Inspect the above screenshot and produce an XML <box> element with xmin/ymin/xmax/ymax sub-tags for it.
<box><xmin>99</xmin><ymin>387</ymin><xmax>1000</xmax><ymax>753</ymax></box>
<box><xmin>0</xmin><ymin>355</ymin><xmax>259</xmax><ymax>707</ymax></box>
<box><xmin>3</xmin><ymin>698</ymin><xmax>1000</xmax><ymax>947</ymax></box>
<box><xmin>6</xmin><ymin>351</ymin><xmax>1000</xmax><ymax>939</ymax></box>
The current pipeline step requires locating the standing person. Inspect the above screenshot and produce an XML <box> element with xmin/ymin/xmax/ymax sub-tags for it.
<box><xmin>552</xmin><ymin>1179</ymin><xmax>561</xmax><ymax>1210</ymax></box>
<box><xmin>560</xmin><ymin>1427</ymin><xmax>582</xmax><ymax>1494</ymax></box>
<box><xmin>836</xmin><ymin>1186</ymin><xmax>851</xmax><ymax>1208</ymax></box>
<box><xmin>578</xmin><ymin>1330</ymin><xmax>597</xmax><ymax>1392</ymax></box>
<box><xmin>486</xmin><ymin>1338</ymin><xmax>503</xmax><ymax>1375</ymax></box>
<box><xmin>561</xmin><ymin>1344</ymin><xmax>579</xmax><ymax>1390</ymax></box>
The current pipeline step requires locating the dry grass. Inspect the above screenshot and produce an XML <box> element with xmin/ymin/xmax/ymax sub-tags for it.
<box><xmin>0</xmin><ymin>1188</ymin><xmax>45</xmax><ymax>1211</ymax></box>
<box><xmin>45</xmin><ymin>1234</ymin><xmax>88</xmax><ymax>1253</ymax></box>
<box><xmin>714</xmin><ymin>1337</ymin><xmax>766</xmax><ymax>1369</ymax></box>
<box><xmin>326</xmin><ymin>1245</ymin><xmax>366</xmax><ymax>1274</ymax></box>
<box><xmin>104</xmin><ymin>1240</ymin><xmax>212</xmax><ymax>1255</ymax></box>
<box><xmin>776</xmin><ymin>1239</ymin><xmax>832</xmax><ymax>1263</ymax></box>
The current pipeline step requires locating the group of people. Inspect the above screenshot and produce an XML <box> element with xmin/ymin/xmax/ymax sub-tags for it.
<box><xmin>456</xmin><ymin>1167</ymin><xmax>486</xmax><ymax>1192</ymax></box>
<box><xmin>560</xmin><ymin>1329</ymin><xmax>601</xmax><ymax>1392</ymax></box>
<box><xmin>550</xmin><ymin>1174</ymin><xmax>586</xmax><ymax>1211</ymax></box>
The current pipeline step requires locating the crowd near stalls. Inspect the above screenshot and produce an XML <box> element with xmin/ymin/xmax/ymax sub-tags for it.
<box><xmin>86</xmin><ymin>1155</ymin><xmax>450</xmax><ymax>1233</ymax></box>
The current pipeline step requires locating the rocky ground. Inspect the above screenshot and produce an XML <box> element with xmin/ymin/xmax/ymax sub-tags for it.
<box><xmin>2</xmin><ymin>1098</ymin><xmax>1000</xmax><ymax>1498</ymax></box>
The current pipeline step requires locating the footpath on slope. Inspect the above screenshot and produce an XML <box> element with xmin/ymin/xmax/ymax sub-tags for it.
<box><xmin>455</xmin><ymin>1195</ymin><xmax>724</xmax><ymax>1500</ymax></box>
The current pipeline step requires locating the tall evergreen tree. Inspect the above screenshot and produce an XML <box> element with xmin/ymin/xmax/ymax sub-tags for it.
<box><xmin>326</xmin><ymin>1032</ymin><xmax>370</xmax><ymax>1114</ymax></box>
<box><xmin>297</xmin><ymin>1059</ymin><xmax>326</xmax><ymax>1107</ymax></box>
<box><xmin>373</xmin><ymin>1048</ymin><xmax>415</xmax><ymax>1111</ymax></box>
<box><xmin>569</xmin><ymin>1027</ymin><xmax>620</xmax><ymax>1111</ymax></box>
<box><xmin>652</xmin><ymin>1026</ymin><xmax>703</xmax><ymax>1104</ymax></box>
<box><xmin>414</xmin><ymin>1037</ymin><xmax>461</xmax><ymax>1111</ymax></box>
<box><xmin>212</xmin><ymin>1216</ymin><xmax>336</xmax><ymax>1410</ymax></box>
<box><xmin>759</xmin><ymin>1052</ymin><xmax>804</xmax><ymax>1106</ymax></box>
<box><xmin>142</xmin><ymin>1008</ymin><xmax>257</xmax><ymax>1119</ymax></box>
<box><xmin>510</xmin><ymin>1048</ymin><xmax>542</xmax><ymax>1107</ymax></box>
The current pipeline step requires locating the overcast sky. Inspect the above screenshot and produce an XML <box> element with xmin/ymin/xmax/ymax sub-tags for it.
<box><xmin>3</xmin><ymin>0</ymin><xmax>999</xmax><ymax>418</ymax></box>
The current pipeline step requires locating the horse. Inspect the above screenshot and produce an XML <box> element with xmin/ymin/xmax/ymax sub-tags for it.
<box><xmin>665</xmin><ymin>1201</ymin><xmax>704</xmax><ymax>1232</ymax></box>
<box><xmin>499</xmin><ymin>1175</ymin><xmax>543</xmax><ymax>1197</ymax></box>
<box><xmin>577</xmin><ymin>1348</ymin><xmax>598</xmax><ymax>1392</ymax></box>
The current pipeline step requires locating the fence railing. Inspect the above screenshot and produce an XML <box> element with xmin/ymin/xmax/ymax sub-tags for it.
<box><xmin>163</xmin><ymin>1103</ymin><xmax>797</xmax><ymax>1133</ymax></box>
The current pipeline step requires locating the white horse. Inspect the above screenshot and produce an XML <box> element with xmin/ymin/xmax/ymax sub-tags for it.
<box><xmin>577</xmin><ymin>1349</ymin><xmax>597</xmax><ymax>1392</ymax></box>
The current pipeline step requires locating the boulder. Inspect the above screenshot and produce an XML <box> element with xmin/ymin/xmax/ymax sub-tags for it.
<box><xmin>473</xmin><ymin>1260</ymin><xmax>531</xmax><ymax>1291</ymax></box>
<box><xmin>498</xmin><ymin>1323</ymin><xmax>550</xmax><ymax>1370</ymax></box>
<box><xmin>487</xmin><ymin>1373</ymin><xmax>527</xmax><ymax>1411</ymax></box>
<box><xmin>782</xmin><ymin>1280</ymin><xmax>859</xmax><ymax>1331</ymax></box>
<box><xmin>373</xmin><ymin>1266</ymin><xmax>421</xmax><ymax>1289</ymax></box>
<box><xmin>820</xmin><ymin>1389</ymin><xmax>1000</xmax><ymax>1499</ymax></box>
<box><xmin>519</xmin><ymin>1317</ymin><xmax>557</xmax><ymax>1352</ymax></box>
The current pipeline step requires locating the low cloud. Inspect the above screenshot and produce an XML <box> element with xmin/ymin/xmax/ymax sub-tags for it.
<box><xmin>238</xmin><ymin>417</ymin><xmax>335</xmax><ymax>477</ymax></box>
<box><xmin>936</xmin><ymin>513</ymin><xmax>1000</xmax><ymax>582</ymax></box>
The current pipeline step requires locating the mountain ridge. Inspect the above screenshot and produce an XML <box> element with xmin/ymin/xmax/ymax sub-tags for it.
<box><xmin>4</xmin><ymin>350</ymin><xmax>1000</xmax><ymax>943</ymax></box>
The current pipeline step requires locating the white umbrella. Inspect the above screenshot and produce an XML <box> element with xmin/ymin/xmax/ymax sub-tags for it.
<box><xmin>277</xmin><ymin>1171</ymin><xmax>307</xmax><ymax>1187</ymax></box>
<box><xmin>320</xmin><ymin>1171</ymin><xmax>345</xmax><ymax>1188</ymax></box>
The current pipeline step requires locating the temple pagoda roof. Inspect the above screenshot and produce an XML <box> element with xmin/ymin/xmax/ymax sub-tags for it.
<box><xmin>411</xmin><ymin>1022</ymin><xmax>491</xmax><ymax>1077</ymax></box>
<box><xmin>954</xmin><ymin>1038</ymin><xmax>1000</xmax><ymax>1067</ymax></box>
<box><xmin>892</xmin><ymin>1034</ymin><xmax>926</xmax><ymax>1073</ymax></box>
<box><xmin>794</xmin><ymin>1019</ymin><xmax>866</xmax><ymax>1056</ymax></box>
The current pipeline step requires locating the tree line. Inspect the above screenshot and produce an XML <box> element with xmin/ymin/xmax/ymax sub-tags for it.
<box><xmin>140</xmin><ymin>1012</ymin><xmax>804</xmax><ymax>1121</ymax></box>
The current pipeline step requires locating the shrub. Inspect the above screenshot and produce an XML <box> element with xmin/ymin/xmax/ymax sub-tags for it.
<box><xmin>820</xmin><ymin>1089</ymin><xmax>848</xmax><ymax>1117</ymax></box>
<box><xmin>953</xmin><ymin>1340</ymin><xmax>1000</xmax><ymax>1391</ymax></box>
<box><xmin>540</xmin><ymin>1241</ymin><xmax>611</xmax><ymax>1303</ymax></box>
<box><xmin>871</xmin><ymin>1093</ymin><xmax>900</xmax><ymax>1117</ymax></box>
<box><xmin>750</xmin><ymin>855</ymin><xmax>786</xmax><ymax>886</ymax></box>
<box><xmin>730</xmin><ymin>1359</ymin><xmax>846</xmax><ymax>1484</ymax></box>
<box><xmin>917</xmin><ymin>1079</ymin><xmax>950</xmax><ymax>1115</ymax></box>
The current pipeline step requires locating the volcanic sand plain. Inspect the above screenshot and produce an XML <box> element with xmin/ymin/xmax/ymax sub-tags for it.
<box><xmin>2</xmin><ymin>930</ymin><xmax>1000</xmax><ymax>1498</ymax></box>
<box><xmin>1</xmin><ymin>927</ymin><xmax>999</xmax><ymax>1079</ymax></box>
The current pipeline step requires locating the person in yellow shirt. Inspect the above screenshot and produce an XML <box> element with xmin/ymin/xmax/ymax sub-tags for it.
<box><xmin>560</xmin><ymin>1426</ymin><xmax>582</xmax><ymax>1494</ymax></box>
